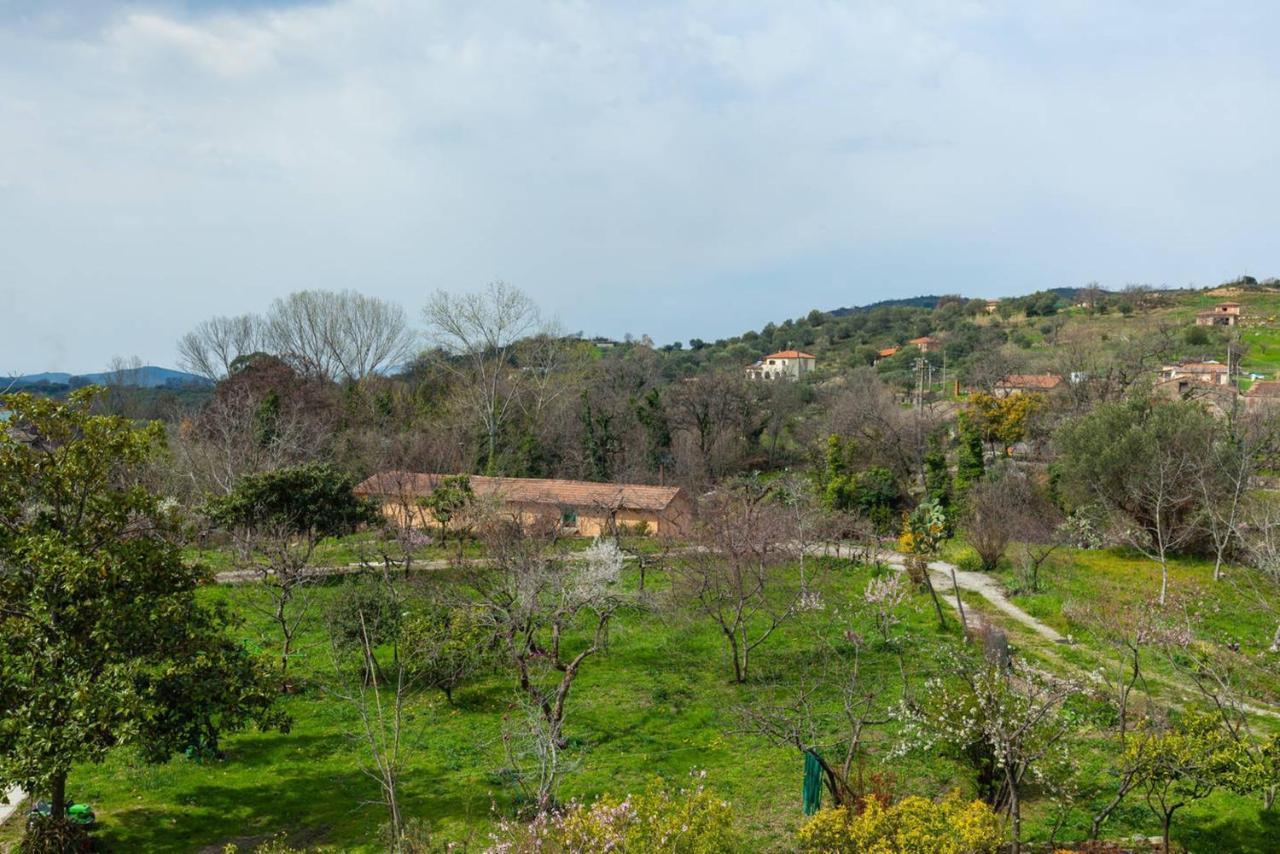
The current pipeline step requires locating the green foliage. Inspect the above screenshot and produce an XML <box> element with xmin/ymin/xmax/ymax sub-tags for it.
<box><xmin>418</xmin><ymin>475</ymin><xmax>475</xmax><ymax>538</ymax></box>
<box><xmin>401</xmin><ymin>602</ymin><xmax>495</xmax><ymax>701</ymax></box>
<box><xmin>206</xmin><ymin>463</ymin><xmax>379</xmax><ymax>539</ymax></box>
<box><xmin>954</xmin><ymin>415</ymin><xmax>985</xmax><ymax>494</ymax></box>
<box><xmin>0</xmin><ymin>389</ymin><xmax>285</xmax><ymax>816</ymax></box>
<box><xmin>796</xmin><ymin>794</ymin><xmax>1002</xmax><ymax>853</ymax></box>
<box><xmin>327</xmin><ymin>578</ymin><xmax>404</xmax><ymax>652</ymax></box>
<box><xmin>923</xmin><ymin>435</ymin><xmax>952</xmax><ymax>514</ymax></box>
<box><xmin>1054</xmin><ymin>395</ymin><xmax>1217</xmax><ymax>530</ymax></box>
<box><xmin>580</xmin><ymin>391</ymin><xmax>620</xmax><ymax>481</ymax></box>
<box><xmin>816</xmin><ymin>435</ymin><xmax>901</xmax><ymax>533</ymax></box>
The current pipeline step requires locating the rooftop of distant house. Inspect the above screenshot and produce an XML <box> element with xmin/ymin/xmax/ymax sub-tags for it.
<box><xmin>762</xmin><ymin>350</ymin><xmax>816</xmax><ymax>360</ymax></box>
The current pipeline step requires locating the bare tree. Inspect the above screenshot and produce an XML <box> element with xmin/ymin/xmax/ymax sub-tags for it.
<box><xmin>673</xmin><ymin>481</ymin><xmax>800</xmax><ymax>683</ymax></box>
<box><xmin>1198</xmin><ymin>412</ymin><xmax>1275</xmax><ymax>581</ymax></box>
<box><xmin>737</xmin><ymin>635</ymin><xmax>891</xmax><ymax>807</ymax></box>
<box><xmin>422</xmin><ymin>282</ymin><xmax>544</xmax><ymax>472</ymax></box>
<box><xmin>465</xmin><ymin>522</ymin><xmax>624</xmax><ymax>750</ymax></box>
<box><xmin>325</xmin><ymin>570</ymin><xmax>414</xmax><ymax>848</ymax></box>
<box><xmin>265</xmin><ymin>290</ymin><xmax>415</xmax><ymax>382</ymax></box>
<box><xmin>177</xmin><ymin>314</ymin><xmax>262</xmax><ymax>380</ymax></box>
<box><xmin>1241</xmin><ymin>495</ymin><xmax>1280</xmax><ymax>653</ymax></box>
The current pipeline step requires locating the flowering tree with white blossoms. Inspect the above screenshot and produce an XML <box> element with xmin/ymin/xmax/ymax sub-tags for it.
<box><xmin>466</xmin><ymin>524</ymin><xmax>625</xmax><ymax>767</ymax></box>
<box><xmin>896</xmin><ymin>654</ymin><xmax>1077</xmax><ymax>854</ymax></box>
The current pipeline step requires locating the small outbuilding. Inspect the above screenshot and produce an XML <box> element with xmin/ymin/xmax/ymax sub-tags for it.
<box><xmin>1195</xmin><ymin>302</ymin><xmax>1242</xmax><ymax>327</ymax></box>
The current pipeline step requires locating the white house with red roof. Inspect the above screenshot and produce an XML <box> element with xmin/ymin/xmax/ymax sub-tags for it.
<box><xmin>746</xmin><ymin>349</ymin><xmax>816</xmax><ymax>381</ymax></box>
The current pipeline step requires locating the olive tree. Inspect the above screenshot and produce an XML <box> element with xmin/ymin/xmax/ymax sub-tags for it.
<box><xmin>1056</xmin><ymin>396</ymin><xmax>1219</xmax><ymax>605</ymax></box>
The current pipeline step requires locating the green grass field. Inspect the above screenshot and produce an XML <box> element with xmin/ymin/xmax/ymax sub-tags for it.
<box><xmin>2</xmin><ymin>546</ymin><xmax>1276</xmax><ymax>852</ymax></box>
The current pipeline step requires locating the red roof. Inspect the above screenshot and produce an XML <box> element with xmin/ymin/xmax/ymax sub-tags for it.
<box><xmin>763</xmin><ymin>350</ymin><xmax>816</xmax><ymax>360</ymax></box>
<box><xmin>877</xmin><ymin>347</ymin><xmax>899</xmax><ymax>357</ymax></box>
<box><xmin>996</xmin><ymin>373</ymin><xmax>1062</xmax><ymax>390</ymax></box>
<box><xmin>907</xmin><ymin>336</ymin><xmax>936</xmax><ymax>345</ymax></box>
<box><xmin>355</xmin><ymin>471</ymin><xmax>686</xmax><ymax>512</ymax></box>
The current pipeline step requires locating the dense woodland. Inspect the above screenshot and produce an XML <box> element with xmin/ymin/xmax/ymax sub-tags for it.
<box><xmin>4</xmin><ymin>279</ymin><xmax>1280</xmax><ymax>853</ymax></box>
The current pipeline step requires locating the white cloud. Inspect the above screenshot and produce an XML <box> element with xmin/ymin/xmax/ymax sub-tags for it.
<box><xmin>2</xmin><ymin>0</ymin><xmax>1280</xmax><ymax>370</ymax></box>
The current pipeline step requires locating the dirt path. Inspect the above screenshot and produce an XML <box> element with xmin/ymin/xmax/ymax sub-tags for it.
<box><xmin>0</xmin><ymin>786</ymin><xmax>26</xmax><ymax>827</ymax></box>
<box><xmin>831</xmin><ymin>548</ymin><xmax>1071</xmax><ymax>644</ymax></box>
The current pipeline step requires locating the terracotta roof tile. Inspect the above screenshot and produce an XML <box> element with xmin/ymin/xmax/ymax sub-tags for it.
<box><xmin>355</xmin><ymin>471</ymin><xmax>686</xmax><ymax>512</ymax></box>
<box><xmin>763</xmin><ymin>350</ymin><xmax>816</xmax><ymax>360</ymax></box>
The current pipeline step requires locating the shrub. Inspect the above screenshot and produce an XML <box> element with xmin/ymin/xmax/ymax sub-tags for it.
<box><xmin>796</xmin><ymin>794</ymin><xmax>1002</xmax><ymax>854</ymax></box>
<box><xmin>20</xmin><ymin>816</ymin><xmax>91</xmax><ymax>854</ymax></box>
<box><xmin>487</xmin><ymin>772</ymin><xmax>737</xmax><ymax>853</ymax></box>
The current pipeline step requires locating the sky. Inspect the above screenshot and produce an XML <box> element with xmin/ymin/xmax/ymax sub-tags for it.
<box><xmin>2</xmin><ymin>1</ymin><xmax>1280</xmax><ymax>373</ymax></box>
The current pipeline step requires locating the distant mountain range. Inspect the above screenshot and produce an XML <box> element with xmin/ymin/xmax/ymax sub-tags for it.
<box><xmin>4</xmin><ymin>366</ymin><xmax>211</xmax><ymax>390</ymax></box>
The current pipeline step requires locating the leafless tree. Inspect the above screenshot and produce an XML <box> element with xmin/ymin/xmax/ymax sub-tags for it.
<box><xmin>325</xmin><ymin>568</ymin><xmax>414</xmax><ymax>848</ymax></box>
<box><xmin>1198</xmin><ymin>412</ymin><xmax>1275</xmax><ymax>581</ymax></box>
<box><xmin>1241</xmin><ymin>495</ymin><xmax>1280</xmax><ymax>653</ymax></box>
<box><xmin>177</xmin><ymin>314</ymin><xmax>263</xmax><ymax>380</ymax></box>
<box><xmin>464</xmin><ymin>521</ymin><xmax>624</xmax><ymax>751</ymax></box>
<box><xmin>422</xmin><ymin>282</ymin><xmax>545</xmax><ymax>472</ymax></box>
<box><xmin>265</xmin><ymin>289</ymin><xmax>415</xmax><ymax>382</ymax></box>
<box><xmin>228</xmin><ymin>519</ymin><xmax>322</xmax><ymax>689</ymax></box>
<box><xmin>673</xmin><ymin>481</ymin><xmax>800</xmax><ymax>683</ymax></box>
<box><xmin>826</xmin><ymin>368</ymin><xmax>941</xmax><ymax>490</ymax></box>
<box><xmin>737</xmin><ymin>635</ymin><xmax>891</xmax><ymax>806</ymax></box>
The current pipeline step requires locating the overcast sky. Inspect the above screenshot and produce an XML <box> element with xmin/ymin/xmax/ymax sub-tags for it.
<box><xmin>2</xmin><ymin>1</ymin><xmax>1279</xmax><ymax>373</ymax></box>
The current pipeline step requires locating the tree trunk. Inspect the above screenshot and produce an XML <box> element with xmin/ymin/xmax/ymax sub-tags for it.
<box><xmin>923</xmin><ymin>571</ymin><xmax>947</xmax><ymax>630</ymax></box>
<box><xmin>1008</xmin><ymin>775</ymin><xmax>1021</xmax><ymax>854</ymax></box>
<box><xmin>951</xmin><ymin>567</ymin><xmax>967</xmax><ymax>635</ymax></box>
<box><xmin>50</xmin><ymin>770</ymin><xmax>67</xmax><ymax>822</ymax></box>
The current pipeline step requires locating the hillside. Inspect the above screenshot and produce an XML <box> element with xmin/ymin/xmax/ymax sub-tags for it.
<box><xmin>5</xmin><ymin>365</ymin><xmax>211</xmax><ymax>391</ymax></box>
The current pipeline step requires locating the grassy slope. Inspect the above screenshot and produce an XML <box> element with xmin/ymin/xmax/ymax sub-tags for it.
<box><xmin>3</xmin><ymin>549</ymin><xmax>1276</xmax><ymax>852</ymax></box>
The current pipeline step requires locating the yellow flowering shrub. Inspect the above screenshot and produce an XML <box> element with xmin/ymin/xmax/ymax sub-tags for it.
<box><xmin>488</xmin><ymin>772</ymin><xmax>737</xmax><ymax>853</ymax></box>
<box><xmin>796</xmin><ymin>794</ymin><xmax>1002</xmax><ymax>854</ymax></box>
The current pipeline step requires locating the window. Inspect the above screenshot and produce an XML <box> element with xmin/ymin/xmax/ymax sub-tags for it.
<box><xmin>561</xmin><ymin>508</ymin><xmax>578</xmax><ymax>527</ymax></box>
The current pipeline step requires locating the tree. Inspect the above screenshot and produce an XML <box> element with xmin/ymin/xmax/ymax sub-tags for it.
<box><xmin>898</xmin><ymin>499</ymin><xmax>951</xmax><ymax>630</ymax></box>
<box><xmin>954</xmin><ymin>413</ymin><xmax>986</xmax><ymax>492</ymax></box>
<box><xmin>402</xmin><ymin>601</ymin><xmax>494</xmax><ymax>702</ymax></box>
<box><xmin>674</xmin><ymin>481</ymin><xmax>800</xmax><ymax>683</ymax></box>
<box><xmin>204</xmin><ymin>464</ymin><xmax>380</xmax><ymax>686</ymax></box>
<box><xmin>738</xmin><ymin>632</ymin><xmax>892</xmax><ymax>808</ymax></box>
<box><xmin>177</xmin><ymin>313</ymin><xmax>263</xmax><ymax>380</ymax></box>
<box><xmin>324</xmin><ymin>569</ymin><xmax>415</xmax><ymax>849</ymax></box>
<box><xmin>1197</xmin><ymin>412</ymin><xmax>1275</xmax><ymax>581</ymax></box>
<box><xmin>465</xmin><ymin>527</ymin><xmax>624</xmax><ymax>769</ymax></box>
<box><xmin>264</xmin><ymin>290</ymin><xmax>416</xmax><ymax>382</ymax></box>
<box><xmin>422</xmin><ymin>282</ymin><xmax>545</xmax><ymax>473</ymax></box>
<box><xmin>1125</xmin><ymin>712</ymin><xmax>1252</xmax><ymax>853</ymax></box>
<box><xmin>0</xmin><ymin>389</ymin><xmax>284</xmax><ymax>828</ymax></box>
<box><xmin>417</xmin><ymin>474</ymin><xmax>475</xmax><ymax>558</ymax></box>
<box><xmin>961</xmin><ymin>467</ymin><xmax>1051</xmax><ymax>572</ymax></box>
<box><xmin>1056</xmin><ymin>396</ymin><xmax>1219</xmax><ymax>605</ymax></box>
<box><xmin>899</xmin><ymin>656</ymin><xmax>1076</xmax><ymax>853</ymax></box>
<box><xmin>965</xmin><ymin>392</ymin><xmax>1044</xmax><ymax>456</ymax></box>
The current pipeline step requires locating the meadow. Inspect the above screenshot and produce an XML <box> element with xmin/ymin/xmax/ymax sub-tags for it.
<box><xmin>3</xmin><ymin>543</ymin><xmax>1276</xmax><ymax>852</ymax></box>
